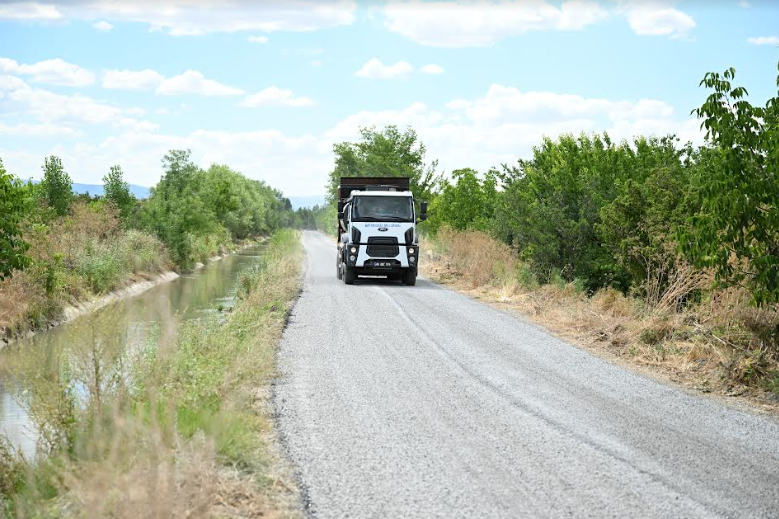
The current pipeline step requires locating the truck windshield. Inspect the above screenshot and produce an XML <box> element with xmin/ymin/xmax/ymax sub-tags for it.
<box><xmin>352</xmin><ymin>196</ymin><xmax>414</xmax><ymax>222</ymax></box>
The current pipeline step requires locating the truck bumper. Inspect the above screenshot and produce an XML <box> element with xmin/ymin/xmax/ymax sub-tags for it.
<box><xmin>350</xmin><ymin>244</ymin><xmax>419</xmax><ymax>272</ymax></box>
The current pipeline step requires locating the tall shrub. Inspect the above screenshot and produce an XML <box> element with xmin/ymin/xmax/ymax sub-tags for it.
<box><xmin>0</xmin><ymin>158</ymin><xmax>30</xmax><ymax>279</ymax></box>
<box><xmin>103</xmin><ymin>164</ymin><xmax>135</xmax><ymax>219</ymax></box>
<box><xmin>681</xmin><ymin>63</ymin><xmax>779</xmax><ymax>305</ymax></box>
<box><xmin>41</xmin><ymin>155</ymin><xmax>73</xmax><ymax>217</ymax></box>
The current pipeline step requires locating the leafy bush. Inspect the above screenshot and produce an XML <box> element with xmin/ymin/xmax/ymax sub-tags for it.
<box><xmin>74</xmin><ymin>242</ymin><xmax>121</xmax><ymax>293</ymax></box>
<box><xmin>0</xmin><ymin>158</ymin><xmax>30</xmax><ymax>280</ymax></box>
<box><xmin>681</xmin><ymin>64</ymin><xmax>779</xmax><ymax>305</ymax></box>
<box><xmin>494</xmin><ymin>134</ymin><xmax>694</xmax><ymax>293</ymax></box>
<box><xmin>427</xmin><ymin>168</ymin><xmax>497</xmax><ymax>233</ymax></box>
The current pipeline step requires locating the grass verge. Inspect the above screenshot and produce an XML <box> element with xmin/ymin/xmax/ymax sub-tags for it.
<box><xmin>0</xmin><ymin>202</ymin><xmax>172</xmax><ymax>342</ymax></box>
<box><xmin>422</xmin><ymin>227</ymin><xmax>779</xmax><ymax>412</ymax></box>
<box><xmin>0</xmin><ymin>229</ymin><xmax>303</xmax><ymax>518</ymax></box>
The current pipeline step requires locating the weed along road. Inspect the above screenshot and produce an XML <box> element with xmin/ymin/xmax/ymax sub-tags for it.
<box><xmin>275</xmin><ymin>232</ymin><xmax>779</xmax><ymax>519</ymax></box>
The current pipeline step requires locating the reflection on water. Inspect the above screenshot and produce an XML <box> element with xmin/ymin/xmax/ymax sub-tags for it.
<box><xmin>0</xmin><ymin>246</ymin><xmax>262</xmax><ymax>458</ymax></box>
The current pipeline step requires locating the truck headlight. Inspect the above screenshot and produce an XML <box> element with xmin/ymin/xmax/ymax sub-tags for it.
<box><xmin>350</xmin><ymin>246</ymin><xmax>357</xmax><ymax>254</ymax></box>
<box><xmin>408</xmin><ymin>247</ymin><xmax>415</xmax><ymax>255</ymax></box>
<box><xmin>409</xmin><ymin>256</ymin><xmax>416</xmax><ymax>263</ymax></box>
<box><xmin>350</xmin><ymin>255</ymin><xmax>356</xmax><ymax>261</ymax></box>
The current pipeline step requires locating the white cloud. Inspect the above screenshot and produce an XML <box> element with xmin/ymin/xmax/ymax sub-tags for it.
<box><xmin>0</xmin><ymin>2</ymin><xmax>61</xmax><ymax>20</ymax></box>
<box><xmin>739</xmin><ymin>0</ymin><xmax>750</xmax><ymax>7</ymax></box>
<box><xmin>420</xmin><ymin>63</ymin><xmax>444</xmax><ymax>75</ymax></box>
<box><xmin>326</xmin><ymin>102</ymin><xmax>446</xmax><ymax>142</ymax></box>
<box><xmin>748</xmin><ymin>36</ymin><xmax>779</xmax><ymax>46</ymax></box>
<box><xmin>450</xmin><ymin>84</ymin><xmax>678</xmax><ymax>125</ymax></box>
<box><xmin>355</xmin><ymin>58</ymin><xmax>414</xmax><ymax>79</ymax></box>
<box><xmin>102</xmin><ymin>68</ymin><xmax>245</xmax><ymax>96</ymax></box>
<box><xmin>620</xmin><ymin>2</ymin><xmax>696</xmax><ymax>38</ymax></box>
<box><xmin>155</xmin><ymin>70</ymin><xmax>244</xmax><ymax>96</ymax></box>
<box><xmin>0</xmin><ymin>76</ymin><xmax>156</xmax><ymax>133</ymax></box>
<box><xmin>242</xmin><ymin>86</ymin><xmax>315</xmax><ymax>107</ymax></box>
<box><xmin>0</xmin><ymin>57</ymin><xmax>95</xmax><ymax>87</ymax></box>
<box><xmin>0</xmin><ymin>121</ymin><xmax>78</xmax><ymax>137</ymax></box>
<box><xmin>0</xmin><ymin>1</ymin><xmax>356</xmax><ymax>35</ymax></box>
<box><xmin>9</xmin><ymin>88</ymin><xmax>158</xmax><ymax>132</ymax></box>
<box><xmin>383</xmin><ymin>0</ymin><xmax>608</xmax><ymax>48</ymax></box>
<box><xmin>247</xmin><ymin>35</ymin><xmax>269</xmax><ymax>43</ymax></box>
<box><xmin>102</xmin><ymin>69</ymin><xmax>165</xmax><ymax>91</ymax></box>
<box><xmin>0</xmin><ymin>74</ymin><xmax>29</xmax><ymax>92</ymax></box>
<box><xmin>92</xmin><ymin>20</ymin><xmax>113</xmax><ymax>31</ymax></box>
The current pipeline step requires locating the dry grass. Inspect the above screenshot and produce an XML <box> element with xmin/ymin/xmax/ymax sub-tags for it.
<box><xmin>426</xmin><ymin>227</ymin><xmax>525</xmax><ymax>289</ymax></box>
<box><xmin>422</xmin><ymin>228</ymin><xmax>779</xmax><ymax>411</ymax></box>
<box><xmin>50</xmin><ymin>426</ymin><xmax>272</xmax><ymax>519</ymax></box>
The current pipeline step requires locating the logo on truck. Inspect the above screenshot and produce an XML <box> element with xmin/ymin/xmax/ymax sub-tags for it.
<box><xmin>378</xmin><ymin>227</ymin><xmax>389</xmax><ymax>232</ymax></box>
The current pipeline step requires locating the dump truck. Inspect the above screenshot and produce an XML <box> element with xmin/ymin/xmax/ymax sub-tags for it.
<box><xmin>336</xmin><ymin>177</ymin><xmax>427</xmax><ymax>286</ymax></box>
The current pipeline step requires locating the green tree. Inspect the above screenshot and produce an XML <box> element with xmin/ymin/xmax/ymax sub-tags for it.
<box><xmin>327</xmin><ymin>126</ymin><xmax>440</xmax><ymax>203</ymax></box>
<box><xmin>41</xmin><ymin>155</ymin><xmax>73</xmax><ymax>216</ymax></box>
<box><xmin>597</xmin><ymin>138</ymin><xmax>695</xmax><ymax>294</ymax></box>
<box><xmin>139</xmin><ymin>151</ymin><xmax>291</xmax><ymax>268</ymax></box>
<box><xmin>103</xmin><ymin>165</ymin><xmax>134</xmax><ymax>219</ymax></box>
<box><xmin>0</xmin><ymin>158</ymin><xmax>30</xmax><ymax>279</ymax></box>
<box><xmin>428</xmin><ymin>168</ymin><xmax>497</xmax><ymax>233</ymax></box>
<box><xmin>140</xmin><ymin>150</ymin><xmax>215</xmax><ymax>266</ymax></box>
<box><xmin>680</xmin><ymin>63</ymin><xmax>779</xmax><ymax>304</ymax></box>
<box><xmin>495</xmin><ymin>133</ymin><xmax>636</xmax><ymax>289</ymax></box>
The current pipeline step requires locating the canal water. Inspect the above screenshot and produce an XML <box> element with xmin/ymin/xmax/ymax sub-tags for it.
<box><xmin>0</xmin><ymin>246</ymin><xmax>263</xmax><ymax>458</ymax></box>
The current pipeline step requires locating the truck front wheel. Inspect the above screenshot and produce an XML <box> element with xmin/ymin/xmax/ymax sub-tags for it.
<box><xmin>336</xmin><ymin>254</ymin><xmax>342</xmax><ymax>280</ymax></box>
<box><xmin>403</xmin><ymin>270</ymin><xmax>417</xmax><ymax>286</ymax></box>
<box><xmin>343</xmin><ymin>266</ymin><xmax>356</xmax><ymax>285</ymax></box>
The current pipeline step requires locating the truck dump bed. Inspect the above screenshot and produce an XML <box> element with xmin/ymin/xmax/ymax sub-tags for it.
<box><xmin>337</xmin><ymin>177</ymin><xmax>411</xmax><ymax>209</ymax></box>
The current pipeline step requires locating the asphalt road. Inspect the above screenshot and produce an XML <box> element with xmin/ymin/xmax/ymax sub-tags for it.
<box><xmin>274</xmin><ymin>231</ymin><xmax>779</xmax><ymax>519</ymax></box>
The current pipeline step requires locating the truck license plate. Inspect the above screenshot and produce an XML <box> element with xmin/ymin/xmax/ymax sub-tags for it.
<box><xmin>373</xmin><ymin>261</ymin><xmax>392</xmax><ymax>268</ymax></box>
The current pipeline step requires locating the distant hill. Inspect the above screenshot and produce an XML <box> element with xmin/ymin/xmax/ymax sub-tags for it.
<box><xmin>71</xmin><ymin>182</ymin><xmax>150</xmax><ymax>199</ymax></box>
<box><xmin>288</xmin><ymin>195</ymin><xmax>326</xmax><ymax>210</ymax></box>
<box><xmin>26</xmin><ymin>180</ymin><xmax>151</xmax><ymax>199</ymax></box>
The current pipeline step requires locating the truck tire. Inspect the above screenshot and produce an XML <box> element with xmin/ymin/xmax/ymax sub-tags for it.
<box><xmin>343</xmin><ymin>266</ymin><xmax>356</xmax><ymax>285</ymax></box>
<box><xmin>403</xmin><ymin>270</ymin><xmax>417</xmax><ymax>286</ymax></box>
<box><xmin>336</xmin><ymin>255</ymin><xmax>342</xmax><ymax>280</ymax></box>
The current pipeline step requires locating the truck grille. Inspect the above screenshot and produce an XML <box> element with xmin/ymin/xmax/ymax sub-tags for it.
<box><xmin>366</xmin><ymin>237</ymin><xmax>399</xmax><ymax>258</ymax></box>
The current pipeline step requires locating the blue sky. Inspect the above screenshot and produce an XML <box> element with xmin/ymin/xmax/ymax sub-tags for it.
<box><xmin>1</xmin><ymin>0</ymin><xmax>778</xmax><ymax>197</ymax></box>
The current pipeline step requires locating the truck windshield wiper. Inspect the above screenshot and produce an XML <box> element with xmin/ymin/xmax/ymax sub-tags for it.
<box><xmin>374</xmin><ymin>216</ymin><xmax>407</xmax><ymax>221</ymax></box>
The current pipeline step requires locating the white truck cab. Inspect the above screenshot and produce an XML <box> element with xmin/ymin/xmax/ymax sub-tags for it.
<box><xmin>336</xmin><ymin>177</ymin><xmax>427</xmax><ymax>285</ymax></box>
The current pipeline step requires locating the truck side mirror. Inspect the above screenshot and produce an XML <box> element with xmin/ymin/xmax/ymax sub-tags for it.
<box><xmin>337</xmin><ymin>211</ymin><xmax>344</xmax><ymax>221</ymax></box>
<box><xmin>419</xmin><ymin>201</ymin><xmax>428</xmax><ymax>221</ymax></box>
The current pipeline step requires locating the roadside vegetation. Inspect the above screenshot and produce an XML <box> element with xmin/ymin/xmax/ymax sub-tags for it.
<box><xmin>0</xmin><ymin>150</ymin><xmax>295</xmax><ymax>342</ymax></box>
<box><xmin>0</xmin><ymin>230</ymin><xmax>303</xmax><ymax>518</ymax></box>
<box><xmin>326</xmin><ymin>62</ymin><xmax>779</xmax><ymax>404</ymax></box>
